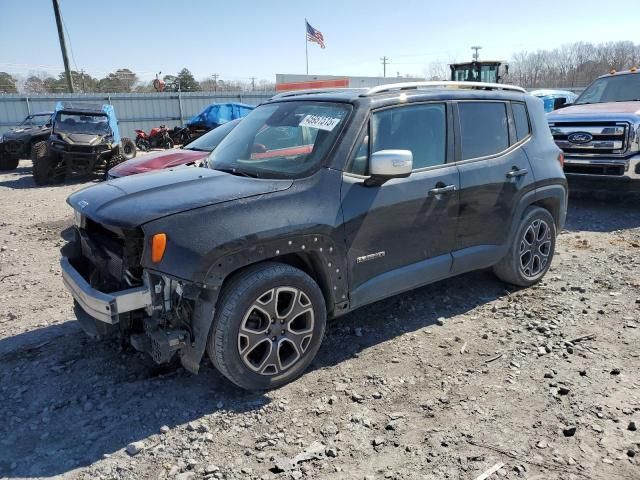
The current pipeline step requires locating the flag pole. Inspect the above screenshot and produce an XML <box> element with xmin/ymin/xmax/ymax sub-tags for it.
<box><xmin>305</xmin><ymin>18</ymin><xmax>309</xmax><ymax>75</ymax></box>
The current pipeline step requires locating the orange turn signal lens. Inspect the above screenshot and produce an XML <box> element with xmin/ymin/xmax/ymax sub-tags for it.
<box><xmin>151</xmin><ymin>233</ymin><xmax>167</xmax><ymax>263</ymax></box>
<box><xmin>558</xmin><ymin>152</ymin><xmax>565</xmax><ymax>167</ymax></box>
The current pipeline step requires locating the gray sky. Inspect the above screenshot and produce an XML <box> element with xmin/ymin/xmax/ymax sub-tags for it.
<box><xmin>1</xmin><ymin>0</ymin><xmax>639</xmax><ymax>83</ymax></box>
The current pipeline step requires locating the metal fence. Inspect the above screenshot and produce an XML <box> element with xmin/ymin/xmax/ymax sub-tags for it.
<box><xmin>0</xmin><ymin>91</ymin><xmax>276</xmax><ymax>139</ymax></box>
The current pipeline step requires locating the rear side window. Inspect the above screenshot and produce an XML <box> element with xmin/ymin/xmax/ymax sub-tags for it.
<box><xmin>512</xmin><ymin>102</ymin><xmax>531</xmax><ymax>141</ymax></box>
<box><xmin>458</xmin><ymin>102</ymin><xmax>509</xmax><ymax>160</ymax></box>
<box><xmin>371</xmin><ymin>103</ymin><xmax>446</xmax><ymax>170</ymax></box>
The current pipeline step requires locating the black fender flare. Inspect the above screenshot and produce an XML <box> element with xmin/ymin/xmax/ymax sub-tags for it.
<box><xmin>179</xmin><ymin>234</ymin><xmax>348</xmax><ymax>373</ymax></box>
<box><xmin>506</xmin><ymin>184</ymin><xmax>568</xmax><ymax>247</ymax></box>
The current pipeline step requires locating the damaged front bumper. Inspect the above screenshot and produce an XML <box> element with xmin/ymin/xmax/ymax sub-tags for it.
<box><xmin>60</xmin><ymin>256</ymin><xmax>153</xmax><ymax>324</ymax></box>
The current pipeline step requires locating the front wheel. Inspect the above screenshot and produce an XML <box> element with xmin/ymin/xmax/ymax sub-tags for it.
<box><xmin>120</xmin><ymin>137</ymin><xmax>136</xmax><ymax>159</ymax></box>
<box><xmin>208</xmin><ymin>262</ymin><xmax>327</xmax><ymax>390</ymax></box>
<box><xmin>493</xmin><ymin>206</ymin><xmax>556</xmax><ymax>287</ymax></box>
<box><xmin>32</xmin><ymin>142</ymin><xmax>64</xmax><ymax>185</ymax></box>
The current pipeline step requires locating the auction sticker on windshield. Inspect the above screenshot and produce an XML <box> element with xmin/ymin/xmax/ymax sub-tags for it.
<box><xmin>299</xmin><ymin>115</ymin><xmax>341</xmax><ymax>131</ymax></box>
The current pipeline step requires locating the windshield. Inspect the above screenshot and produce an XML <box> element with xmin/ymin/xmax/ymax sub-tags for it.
<box><xmin>207</xmin><ymin>101</ymin><xmax>351</xmax><ymax>178</ymax></box>
<box><xmin>54</xmin><ymin>112</ymin><xmax>111</xmax><ymax>135</ymax></box>
<box><xmin>20</xmin><ymin>114</ymin><xmax>51</xmax><ymax>127</ymax></box>
<box><xmin>576</xmin><ymin>73</ymin><xmax>640</xmax><ymax>104</ymax></box>
<box><xmin>185</xmin><ymin>119</ymin><xmax>240</xmax><ymax>152</ymax></box>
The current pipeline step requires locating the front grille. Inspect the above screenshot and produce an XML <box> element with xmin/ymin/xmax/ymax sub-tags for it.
<box><xmin>78</xmin><ymin>219</ymin><xmax>144</xmax><ymax>291</ymax></box>
<box><xmin>550</xmin><ymin>122</ymin><xmax>629</xmax><ymax>156</ymax></box>
<box><xmin>563</xmin><ymin>163</ymin><xmax>625</xmax><ymax>176</ymax></box>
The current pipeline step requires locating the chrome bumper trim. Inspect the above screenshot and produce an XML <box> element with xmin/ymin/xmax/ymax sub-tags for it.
<box><xmin>564</xmin><ymin>155</ymin><xmax>640</xmax><ymax>180</ymax></box>
<box><xmin>61</xmin><ymin>256</ymin><xmax>152</xmax><ymax>324</ymax></box>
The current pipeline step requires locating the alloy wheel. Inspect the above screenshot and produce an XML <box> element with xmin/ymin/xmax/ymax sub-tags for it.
<box><xmin>237</xmin><ymin>287</ymin><xmax>314</xmax><ymax>376</ymax></box>
<box><xmin>518</xmin><ymin>219</ymin><xmax>551</xmax><ymax>279</ymax></box>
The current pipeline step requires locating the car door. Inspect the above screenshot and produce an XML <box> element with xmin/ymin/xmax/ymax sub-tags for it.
<box><xmin>452</xmin><ymin>100</ymin><xmax>535</xmax><ymax>274</ymax></box>
<box><xmin>340</xmin><ymin>102</ymin><xmax>460</xmax><ymax>308</ymax></box>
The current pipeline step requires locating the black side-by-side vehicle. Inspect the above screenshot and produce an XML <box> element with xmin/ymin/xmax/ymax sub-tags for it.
<box><xmin>61</xmin><ymin>82</ymin><xmax>567</xmax><ymax>390</ymax></box>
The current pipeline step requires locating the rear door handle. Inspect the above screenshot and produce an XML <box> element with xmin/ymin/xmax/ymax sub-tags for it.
<box><xmin>428</xmin><ymin>184</ymin><xmax>457</xmax><ymax>196</ymax></box>
<box><xmin>506</xmin><ymin>167</ymin><xmax>528</xmax><ymax>178</ymax></box>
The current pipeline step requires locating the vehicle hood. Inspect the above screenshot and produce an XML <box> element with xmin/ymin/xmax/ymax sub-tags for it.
<box><xmin>109</xmin><ymin>149</ymin><xmax>208</xmax><ymax>177</ymax></box>
<box><xmin>67</xmin><ymin>167</ymin><xmax>293</xmax><ymax>229</ymax></box>
<box><xmin>548</xmin><ymin>101</ymin><xmax>640</xmax><ymax>122</ymax></box>
<box><xmin>3</xmin><ymin>124</ymin><xmax>49</xmax><ymax>140</ymax></box>
<box><xmin>56</xmin><ymin>132</ymin><xmax>109</xmax><ymax>144</ymax></box>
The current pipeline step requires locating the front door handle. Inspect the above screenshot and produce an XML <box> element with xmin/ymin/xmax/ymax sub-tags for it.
<box><xmin>428</xmin><ymin>184</ymin><xmax>457</xmax><ymax>196</ymax></box>
<box><xmin>506</xmin><ymin>167</ymin><xmax>528</xmax><ymax>178</ymax></box>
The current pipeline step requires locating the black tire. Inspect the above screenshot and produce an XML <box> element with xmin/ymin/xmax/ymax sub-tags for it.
<box><xmin>102</xmin><ymin>154</ymin><xmax>125</xmax><ymax>181</ymax></box>
<box><xmin>32</xmin><ymin>142</ymin><xmax>64</xmax><ymax>185</ymax></box>
<box><xmin>120</xmin><ymin>137</ymin><xmax>136</xmax><ymax>160</ymax></box>
<box><xmin>207</xmin><ymin>262</ymin><xmax>327</xmax><ymax>390</ymax></box>
<box><xmin>0</xmin><ymin>151</ymin><xmax>19</xmax><ymax>171</ymax></box>
<box><xmin>493</xmin><ymin>206</ymin><xmax>556</xmax><ymax>287</ymax></box>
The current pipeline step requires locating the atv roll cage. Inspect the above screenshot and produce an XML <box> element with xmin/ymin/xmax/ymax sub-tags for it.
<box><xmin>53</xmin><ymin>102</ymin><xmax>121</xmax><ymax>144</ymax></box>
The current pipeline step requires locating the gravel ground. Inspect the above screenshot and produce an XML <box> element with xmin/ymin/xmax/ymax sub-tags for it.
<box><xmin>0</xmin><ymin>161</ymin><xmax>639</xmax><ymax>480</ymax></box>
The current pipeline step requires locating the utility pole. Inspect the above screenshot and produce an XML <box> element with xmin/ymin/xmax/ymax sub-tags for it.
<box><xmin>212</xmin><ymin>73</ymin><xmax>219</xmax><ymax>94</ymax></box>
<box><xmin>380</xmin><ymin>57</ymin><xmax>390</xmax><ymax>77</ymax></box>
<box><xmin>250</xmin><ymin>77</ymin><xmax>256</xmax><ymax>91</ymax></box>
<box><xmin>51</xmin><ymin>0</ymin><xmax>74</xmax><ymax>93</ymax></box>
<box><xmin>471</xmin><ymin>46</ymin><xmax>482</xmax><ymax>61</ymax></box>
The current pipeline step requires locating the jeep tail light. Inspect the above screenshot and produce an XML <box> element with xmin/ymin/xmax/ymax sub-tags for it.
<box><xmin>151</xmin><ymin>233</ymin><xmax>167</xmax><ymax>263</ymax></box>
<box><xmin>557</xmin><ymin>152</ymin><xmax>564</xmax><ymax>167</ymax></box>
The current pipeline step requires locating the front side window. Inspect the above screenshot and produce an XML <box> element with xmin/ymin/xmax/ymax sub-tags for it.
<box><xmin>371</xmin><ymin>103</ymin><xmax>446</xmax><ymax>170</ymax></box>
<box><xmin>207</xmin><ymin>101</ymin><xmax>350</xmax><ymax>178</ymax></box>
<box><xmin>458</xmin><ymin>102</ymin><xmax>509</xmax><ymax>160</ymax></box>
<box><xmin>512</xmin><ymin>103</ymin><xmax>531</xmax><ymax>142</ymax></box>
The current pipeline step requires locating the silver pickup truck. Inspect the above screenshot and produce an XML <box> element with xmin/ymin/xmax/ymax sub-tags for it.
<box><xmin>547</xmin><ymin>69</ymin><xmax>640</xmax><ymax>181</ymax></box>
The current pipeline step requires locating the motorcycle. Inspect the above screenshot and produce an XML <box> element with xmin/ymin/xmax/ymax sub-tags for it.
<box><xmin>134</xmin><ymin>125</ymin><xmax>174</xmax><ymax>151</ymax></box>
<box><xmin>170</xmin><ymin>126</ymin><xmax>192</xmax><ymax>146</ymax></box>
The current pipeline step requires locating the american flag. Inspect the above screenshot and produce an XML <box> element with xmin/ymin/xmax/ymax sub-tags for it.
<box><xmin>306</xmin><ymin>21</ymin><xmax>325</xmax><ymax>49</ymax></box>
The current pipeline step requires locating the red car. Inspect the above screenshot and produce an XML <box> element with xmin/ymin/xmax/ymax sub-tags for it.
<box><xmin>107</xmin><ymin>119</ymin><xmax>240</xmax><ymax>179</ymax></box>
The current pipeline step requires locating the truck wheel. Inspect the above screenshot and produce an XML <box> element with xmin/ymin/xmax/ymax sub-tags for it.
<box><xmin>32</xmin><ymin>142</ymin><xmax>64</xmax><ymax>185</ymax></box>
<box><xmin>493</xmin><ymin>206</ymin><xmax>556</xmax><ymax>287</ymax></box>
<box><xmin>121</xmin><ymin>137</ymin><xmax>136</xmax><ymax>160</ymax></box>
<box><xmin>0</xmin><ymin>151</ymin><xmax>19</xmax><ymax>171</ymax></box>
<box><xmin>208</xmin><ymin>262</ymin><xmax>327</xmax><ymax>390</ymax></box>
<box><xmin>103</xmin><ymin>154</ymin><xmax>125</xmax><ymax>181</ymax></box>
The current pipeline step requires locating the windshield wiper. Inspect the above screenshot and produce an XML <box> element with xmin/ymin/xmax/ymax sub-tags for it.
<box><xmin>215</xmin><ymin>167</ymin><xmax>260</xmax><ymax>178</ymax></box>
<box><xmin>186</xmin><ymin>147</ymin><xmax>209</xmax><ymax>152</ymax></box>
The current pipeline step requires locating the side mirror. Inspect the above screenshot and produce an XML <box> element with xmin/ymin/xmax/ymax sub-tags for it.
<box><xmin>553</xmin><ymin>97</ymin><xmax>567</xmax><ymax>110</ymax></box>
<box><xmin>365</xmin><ymin>149</ymin><xmax>413</xmax><ymax>186</ymax></box>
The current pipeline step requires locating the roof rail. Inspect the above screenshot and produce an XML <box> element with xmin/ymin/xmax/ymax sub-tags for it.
<box><xmin>361</xmin><ymin>81</ymin><xmax>526</xmax><ymax>97</ymax></box>
<box><xmin>270</xmin><ymin>88</ymin><xmax>357</xmax><ymax>100</ymax></box>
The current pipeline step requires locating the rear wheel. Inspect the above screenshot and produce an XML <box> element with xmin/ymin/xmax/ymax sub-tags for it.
<box><xmin>208</xmin><ymin>262</ymin><xmax>326</xmax><ymax>390</ymax></box>
<box><xmin>120</xmin><ymin>137</ymin><xmax>136</xmax><ymax>159</ymax></box>
<box><xmin>493</xmin><ymin>206</ymin><xmax>556</xmax><ymax>287</ymax></box>
<box><xmin>32</xmin><ymin>142</ymin><xmax>64</xmax><ymax>185</ymax></box>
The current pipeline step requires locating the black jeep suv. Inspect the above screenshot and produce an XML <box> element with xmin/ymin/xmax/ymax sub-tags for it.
<box><xmin>61</xmin><ymin>82</ymin><xmax>567</xmax><ymax>390</ymax></box>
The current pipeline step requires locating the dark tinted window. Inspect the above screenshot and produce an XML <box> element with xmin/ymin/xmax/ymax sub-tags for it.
<box><xmin>512</xmin><ymin>103</ymin><xmax>531</xmax><ymax>141</ymax></box>
<box><xmin>458</xmin><ymin>102</ymin><xmax>509</xmax><ymax>159</ymax></box>
<box><xmin>371</xmin><ymin>104</ymin><xmax>446</xmax><ymax>169</ymax></box>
